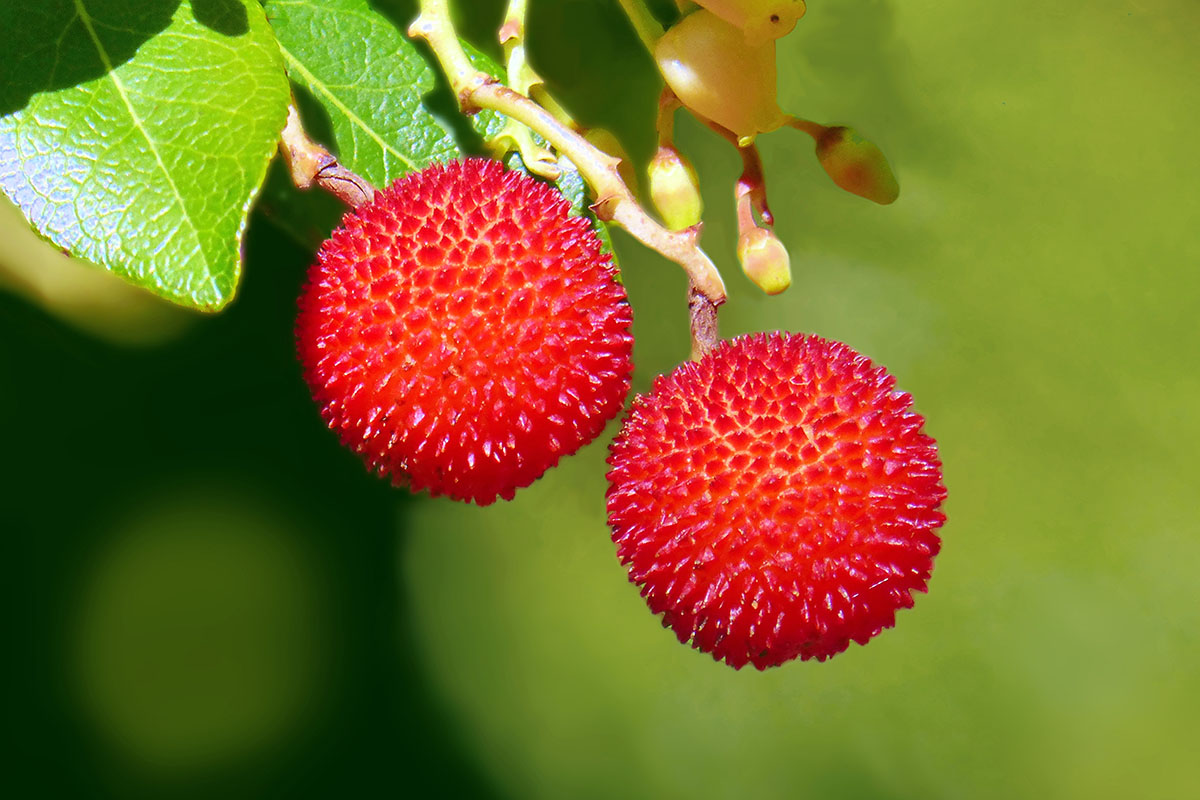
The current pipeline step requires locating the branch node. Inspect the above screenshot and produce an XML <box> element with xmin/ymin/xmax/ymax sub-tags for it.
<box><xmin>589</xmin><ymin>195</ymin><xmax>621</xmax><ymax>221</ymax></box>
<box><xmin>498</xmin><ymin>19</ymin><xmax>520</xmax><ymax>43</ymax></box>
<box><xmin>279</xmin><ymin>102</ymin><xmax>375</xmax><ymax>209</ymax></box>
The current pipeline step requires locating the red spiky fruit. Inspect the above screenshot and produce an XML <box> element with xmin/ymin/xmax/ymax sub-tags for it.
<box><xmin>606</xmin><ymin>333</ymin><xmax>946</xmax><ymax>669</ymax></box>
<box><xmin>297</xmin><ymin>158</ymin><xmax>634</xmax><ymax>505</ymax></box>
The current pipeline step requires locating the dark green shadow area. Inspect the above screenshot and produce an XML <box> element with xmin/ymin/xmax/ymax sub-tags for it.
<box><xmin>0</xmin><ymin>0</ymin><xmax>181</xmax><ymax>115</ymax></box>
<box><xmin>367</xmin><ymin>0</ymin><xmax>493</xmax><ymax>159</ymax></box>
<box><xmin>255</xmin><ymin>83</ymin><xmax>347</xmax><ymax>251</ymax></box>
<box><xmin>3</xmin><ymin>212</ymin><xmax>504</xmax><ymax>799</ymax></box>
<box><xmin>192</xmin><ymin>0</ymin><xmax>249</xmax><ymax>37</ymax></box>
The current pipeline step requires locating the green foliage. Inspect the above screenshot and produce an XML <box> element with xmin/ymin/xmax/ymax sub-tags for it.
<box><xmin>0</xmin><ymin>0</ymin><xmax>289</xmax><ymax>310</ymax></box>
<box><xmin>0</xmin><ymin>0</ymin><xmax>612</xmax><ymax>309</ymax></box>
<box><xmin>265</xmin><ymin>0</ymin><xmax>464</xmax><ymax>188</ymax></box>
<box><xmin>266</xmin><ymin>0</ymin><xmax>609</xmax><ymax>251</ymax></box>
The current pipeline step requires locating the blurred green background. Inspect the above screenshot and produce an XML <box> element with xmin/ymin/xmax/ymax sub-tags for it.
<box><xmin>5</xmin><ymin>0</ymin><xmax>1198</xmax><ymax>797</ymax></box>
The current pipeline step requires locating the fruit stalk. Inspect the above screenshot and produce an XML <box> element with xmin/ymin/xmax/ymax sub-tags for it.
<box><xmin>702</xmin><ymin>117</ymin><xmax>791</xmax><ymax>295</ymax></box>
<box><xmin>494</xmin><ymin>0</ymin><xmax>560</xmax><ymax>179</ymax></box>
<box><xmin>732</xmin><ymin>135</ymin><xmax>773</xmax><ymax>227</ymax></box>
<box><xmin>700</xmin><ymin>115</ymin><xmax>775</xmax><ymax>228</ymax></box>
<box><xmin>687</xmin><ymin>283</ymin><xmax>720</xmax><ymax>359</ymax></box>
<box><xmin>409</xmin><ymin>0</ymin><xmax>727</xmax><ymax>312</ymax></box>
<box><xmin>648</xmin><ymin>88</ymin><xmax>704</xmax><ymax>231</ymax></box>
<box><xmin>278</xmin><ymin>103</ymin><xmax>375</xmax><ymax>208</ymax></box>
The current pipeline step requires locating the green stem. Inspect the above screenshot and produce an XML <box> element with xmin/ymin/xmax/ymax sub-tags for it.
<box><xmin>500</xmin><ymin>0</ymin><xmax>531</xmax><ymax>93</ymax></box>
<box><xmin>494</xmin><ymin>0</ymin><xmax>559</xmax><ymax>178</ymax></box>
<box><xmin>501</xmin><ymin>7</ymin><xmax>580</xmax><ymax>136</ymax></box>
<box><xmin>616</xmin><ymin>0</ymin><xmax>664</xmax><ymax>54</ymax></box>
<box><xmin>656</xmin><ymin>87</ymin><xmax>680</xmax><ymax>149</ymax></box>
<box><xmin>735</xmin><ymin>142</ymin><xmax>772</xmax><ymax>227</ymax></box>
<box><xmin>786</xmin><ymin>115</ymin><xmax>827</xmax><ymax>140</ymax></box>
<box><xmin>501</xmin><ymin>0</ymin><xmax>527</xmax><ymax>34</ymax></box>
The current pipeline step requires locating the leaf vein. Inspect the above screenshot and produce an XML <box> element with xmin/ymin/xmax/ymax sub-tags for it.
<box><xmin>71</xmin><ymin>0</ymin><xmax>216</xmax><ymax>296</ymax></box>
<box><xmin>275</xmin><ymin>40</ymin><xmax>418</xmax><ymax>173</ymax></box>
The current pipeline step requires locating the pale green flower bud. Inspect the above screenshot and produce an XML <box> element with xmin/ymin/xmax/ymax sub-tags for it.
<box><xmin>737</xmin><ymin>227</ymin><xmax>791</xmax><ymax>295</ymax></box>
<box><xmin>648</xmin><ymin>147</ymin><xmax>703</xmax><ymax>231</ymax></box>
<box><xmin>815</xmin><ymin>126</ymin><xmax>900</xmax><ymax>205</ymax></box>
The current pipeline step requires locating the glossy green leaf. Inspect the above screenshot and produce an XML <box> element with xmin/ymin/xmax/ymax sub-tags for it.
<box><xmin>263</xmin><ymin>0</ymin><xmax>614</xmax><ymax>262</ymax></box>
<box><xmin>0</xmin><ymin>0</ymin><xmax>290</xmax><ymax>311</ymax></box>
<box><xmin>265</xmin><ymin>0</ymin><xmax>463</xmax><ymax>188</ymax></box>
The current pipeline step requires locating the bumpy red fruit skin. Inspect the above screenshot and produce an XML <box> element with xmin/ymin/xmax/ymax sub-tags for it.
<box><xmin>297</xmin><ymin>158</ymin><xmax>634</xmax><ymax>505</ymax></box>
<box><xmin>606</xmin><ymin>333</ymin><xmax>946</xmax><ymax>669</ymax></box>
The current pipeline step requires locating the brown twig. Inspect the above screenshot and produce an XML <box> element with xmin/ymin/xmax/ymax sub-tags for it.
<box><xmin>278</xmin><ymin>104</ymin><xmax>376</xmax><ymax>208</ymax></box>
<box><xmin>688</xmin><ymin>282</ymin><xmax>720</xmax><ymax>360</ymax></box>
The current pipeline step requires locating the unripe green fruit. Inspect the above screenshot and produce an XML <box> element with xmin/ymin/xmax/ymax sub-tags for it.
<box><xmin>815</xmin><ymin>126</ymin><xmax>900</xmax><ymax>204</ymax></box>
<box><xmin>655</xmin><ymin>10</ymin><xmax>786</xmax><ymax>141</ymax></box>
<box><xmin>737</xmin><ymin>227</ymin><xmax>791</xmax><ymax>294</ymax></box>
<box><xmin>694</xmin><ymin>0</ymin><xmax>807</xmax><ymax>44</ymax></box>
<box><xmin>648</xmin><ymin>147</ymin><xmax>703</xmax><ymax>230</ymax></box>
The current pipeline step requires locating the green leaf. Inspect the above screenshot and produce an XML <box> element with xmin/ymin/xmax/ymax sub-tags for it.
<box><xmin>0</xmin><ymin>0</ymin><xmax>290</xmax><ymax>311</ymax></box>
<box><xmin>263</xmin><ymin>0</ymin><xmax>615</xmax><ymax>263</ymax></box>
<box><xmin>265</xmin><ymin>0</ymin><xmax>463</xmax><ymax>188</ymax></box>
